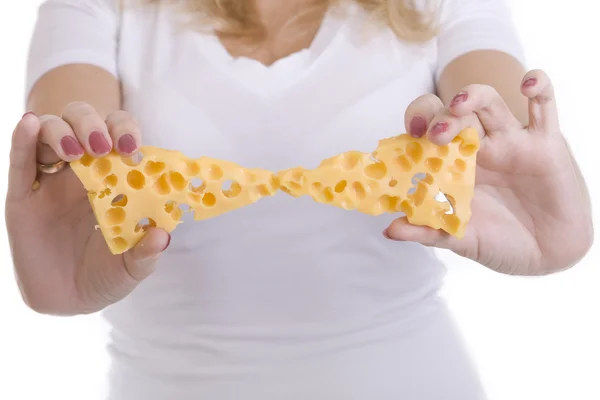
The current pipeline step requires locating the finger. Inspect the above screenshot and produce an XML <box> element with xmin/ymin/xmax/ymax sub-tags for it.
<box><xmin>521</xmin><ymin>69</ymin><xmax>560</xmax><ymax>134</ymax></box>
<box><xmin>447</xmin><ymin>84</ymin><xmax>523</xmax><ymax>134</ymax></box>
<box><xmin>8</xmin><ymin>112</ymin><xmax>41</xmax><ymax>201</ymax></box>
<box><xmin>404</xmin><ymin>94</ymin><xmax>444</xmax><ymax>138</ymax></box>
<box><xmin>424</xmin><ymin>107</ymin><xmax>483</xmax><ymax>146</ymax></box>
<box><xmin>61</xmin><ymin>101</ymin><xmax>112</xmax><ymax>156</ymax></box>
<box><xmin>37</xmin><ymin>114</ymin><xmax>84</xmax><ymax>163</ymax></box>
<box><xmin>383</xmin><ymin>217</ymin><xmax>475</xmax><ymax>258</ymax></box>
<box><xmin>384</xmin><ymin>217</ymin><xmax>456</xmax><ymax>249</ymax></box>
<box><xmin>122</xmin><ymin>228</ymin><xmax>171</xmax><ymax>282</ymax></box>
<box><xmin>105</xmin><ymin>111</ymin><xmax>141</xmax><ymax>156</ymax></box>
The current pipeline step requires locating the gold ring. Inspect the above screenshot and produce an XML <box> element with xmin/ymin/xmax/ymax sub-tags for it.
<box><xmin>37</xmin><ymin>159</ymin><xmax>68</xmax><ymax>174</ymax></box>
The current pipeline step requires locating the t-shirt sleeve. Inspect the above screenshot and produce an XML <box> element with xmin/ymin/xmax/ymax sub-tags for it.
<box><xmin>434</xmin><ymin>0</ymin><xmax>526</xmax><ymax>81</ymax></box>
<box><xmin>25</xmin><ymin>0</ymin><xmax>120</xmax><ymax>98</ymax></box>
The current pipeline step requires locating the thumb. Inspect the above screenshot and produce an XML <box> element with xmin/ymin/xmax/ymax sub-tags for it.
<box><xmin>384</xmin><ymin>217</ymin><xmax>473</xmax><ymax>256</ymax></box>
<box><xmin>80</xmin><ymin>228</ymin><xmax>171</xmax><ymax>312</ymax></box>
<box><xmin>8</xmin><ymin>112</ymin><xmax>41</xmax><ymax>201</ymax></box>
<box><xmin>122</xmin><ymin>228</ymin><xmax>171</xmax><ymax>282</ymax></box>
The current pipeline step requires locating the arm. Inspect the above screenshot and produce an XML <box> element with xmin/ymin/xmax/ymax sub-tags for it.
<box><xmin>437</xmin><ymin>50</ymin><xmax>528</xmax><ymax>123</ymax></box>
<box><xmin>25</xmin><ymin>0</ymin><xmax>125</xmax><ymax>164</ymax></box>
<box><xmin>26</xmin><ymin>0</ymin><xmax>120</xmax><ymax>117</ymax></box>
<box><xmin>28</xmin><ymin>64</ymin><xmax>120</xmax><ymax>119</ymax></box>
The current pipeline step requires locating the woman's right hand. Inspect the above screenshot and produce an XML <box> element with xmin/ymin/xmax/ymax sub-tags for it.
<box><xmin>6</xmin><ymin>103</ymin><xmax>171</xmax><ymax>315</ymax></box>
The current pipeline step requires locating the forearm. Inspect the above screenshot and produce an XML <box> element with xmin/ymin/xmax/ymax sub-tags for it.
<box><xmin>27</xmin><ymin>64</ymin><xmax>120</xmax><ymax>118</ymax></box>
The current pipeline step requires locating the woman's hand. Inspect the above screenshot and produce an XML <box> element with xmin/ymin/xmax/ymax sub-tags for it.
<box><xmin>385</xmin><ymin>70</ymin><xmax>594</xmax><ymax>275</ymax></box>
<box><xmin>6</xmin><ymin>103</ymin><xmax>170</xmax><ymax>315</ymax></box>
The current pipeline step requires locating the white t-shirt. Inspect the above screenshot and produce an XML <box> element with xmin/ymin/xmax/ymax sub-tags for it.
<box><xmin>27</xmin><ymin>1</ymin><xmax>525</xmax><ymax>399</ymax></box>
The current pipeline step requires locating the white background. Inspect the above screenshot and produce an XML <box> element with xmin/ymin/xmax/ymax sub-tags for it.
<box><xmin>0</xmin><ymin>1</ymin><xmax>598</xmax><ymax>399</ymax></box>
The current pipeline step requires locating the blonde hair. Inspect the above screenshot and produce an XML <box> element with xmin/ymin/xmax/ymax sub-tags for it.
<box><xmin>142</xmin><ymin>0</ymin><xmax>439</xmax><ymax>43</ymax></box>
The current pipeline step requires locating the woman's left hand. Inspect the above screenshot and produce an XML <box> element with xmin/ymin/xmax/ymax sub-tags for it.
<box><xmin>384</xmin><ymin>70</ymin><xmax>594</xmax><ymax>275</ymax></box>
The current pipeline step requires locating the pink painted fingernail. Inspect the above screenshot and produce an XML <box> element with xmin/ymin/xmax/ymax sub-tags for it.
<box><xmin>382</xmin><ymin>229</ymin><xmax>391</xmax><ymax>239</ymax></box>
<box><xmin>22</xmin><ymin>111</ymin><xmax>36</xmax><ymax>119</ymax></box>
<box><xmin>118</xmin><ymin>134</ymin><xmax>137</xmax><ymax>154</ymax></box>
<box><xmin>522</xmin><ymin>77</ymin><xmax>537</xmax><ymax>88</ymax></box>
<box><xmin>409</xmin><ymin>116</ymin><xmax>428</xmax><ymax>138</ymax></box>
<box><xmin>162</xmin><ymin>234</ymin><xmax>171</xmax><ymax>252</ymax></box>
<box><xmin>60</xmin><ymin>136</ymin><xmax>84</xmax><ymax>156</ymax></box>
<box><xmin>450</xmin><ymin>92</ymin><xmax>468</xmax><ymax>107</ymax></box>
<box><xmin>89</xmin><ymin>131</ymin><xmax>111</xmax><ymax>154</ymax></box>
<box><xmin>430</xmin><ymin>121</ymin><xmax>448</xmax><ymax>135</ymax></box>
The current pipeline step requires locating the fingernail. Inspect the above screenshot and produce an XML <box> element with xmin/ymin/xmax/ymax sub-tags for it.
<box><xmin>60</xmin><ymin>136</ymin><xmax>84</xmax><ymax>156</ymax></box>
<box><xmin>162</xmin><ymin>234</ymin><xmax>171</xmax><ymax>252</ymax></box>
<box><xmin>430</xmin><ymin>121</ymin><xmax>448</xmax><ymax>136</ymax></box>
<box><xmin>382</xmin><ymin>229</ymin><xmax>391</xmax><ymax>239</ymax></box>
<box><xmin>89</xmin><ymin>131</ymin><xmax>111</xmax><ymax>154</ymax></box>
<box><xmin>22</xmin><ymin>111</ymin><xmax>36</xmax><ymax>120</ymax></box>
<box><xmin>522</xmin><ymin>77</ymin><xmax>537</xmax><ymax>88</ymax></box>
<box><xmin>450</xmin><ymin>92</ymin><xmax>468</xmax><ymax>107</ymax></box>
<box><xmin>118</xmin><ymin>134</ymin><xmax>137</xmax><ymax>154</ymax></box>
<box><xmin>409</xmin><ymin>116</ymin><xmax>428</xmax><ymax>138</ymax></box>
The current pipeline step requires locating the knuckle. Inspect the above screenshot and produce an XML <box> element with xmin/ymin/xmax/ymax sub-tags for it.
<box><xmin>107</xmin><ymin>118</ymin><xmax>140</xmax><ymax>136</ymax></box>
<box><xmin>408</xmin><ymin>94</ymin><xmax>442</xmax><ymax>114</ymax></box>
<box><xmin>39</xmin><ymin>118</ymin><xmax>69</xmax><ymax>141</ymax></box>
<box><xmin>62</xmin><ymin>101</ymin><xmax>94</xmax><ymax>116</ymax></box>
<box><xmin>73</xmin><ymin>114</ymin><xmax>107</xmax><ymax>135</ymax></box>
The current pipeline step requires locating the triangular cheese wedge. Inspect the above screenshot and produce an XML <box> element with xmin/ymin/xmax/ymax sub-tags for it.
<box><xmin>277</xmin><ymin>128</ymin><xmax>480</xmax><ymax>238</ymax></box>
<box><xmin>70</xmin><ymin>147</ymin><xmax>279</xmax><ymax>254</ymax></box>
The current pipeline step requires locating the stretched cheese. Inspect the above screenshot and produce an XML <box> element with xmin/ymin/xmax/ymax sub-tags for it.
<box><xmin>278</xmin><ymin>128</ymin><xmax>480</xmax><ymax>238</ymax></box>
<box><xmin>70</xmin><ymin>128</ymin><xmax>479</xmax><ymax>254</ymax></box>
<box><xmin>70</xmin><ymin>147</ymin><xmax>279</xmax><ymax>254</ymax></box>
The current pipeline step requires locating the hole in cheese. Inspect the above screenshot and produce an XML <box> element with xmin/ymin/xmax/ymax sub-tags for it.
<box><xmin>222</xmin><ymin>180</ymin><xmax>242</xmax><ymax>198</ymax></box>
<box><xmin>144</xmin><ymin>161</ymin><xmax>166</xmax><ymax>176</ymax></box>
<box><xmin>154</xmin><ymin>174</ymin><xmax>171</xmax><ymax>195</ymax></box>
<box><xmin>169</xmin><ymin>172</ymin><xmax>187</xmax><ymax>191</ymax></box>
<box><xmin>135</xmin><ymin>217</ymin><xmax>157</xmax><ymax>233</ymax></box>
<box><xmin>334</xmin><ymin>180</ymin><xmax>347</xmax><ymax>193</ymax></box>
<box><xmin>202</xmin><ymin>192</ymin><xmax>217</xmax><ymax>207</ymax></box>
<box><xmin>111</xmin><ymin>237</ymin><xmax>128</xmax><ymax>253</ymax></box>
<box><xmin>106</xmin><ymin>207</ymin><xmax>126</xmax><ymax>225</ymax></box>
<box><xmin>364</xmin><ymin>163</ymin><xmax>387</xmax><ymax>179</ymax></box>
<box><xmin>396</xmin><ymin>155</ymin><xmax>412</xmax><ymax>172</ymax></box>
<box><xmin>207</xmin><ymin>164</ymin><xmax>223</xmax><ymax>180</ymax></box>
<box><xmin>104</xmin><ymin>174</ymin><xmax>118</xmax><ymax>187</ymax></box>
<box><xmin>80</xmin><ymin>154</ymin><xmax>94</xmax><ymax>167</ymax></box>
<box><xmin>189</xmin><ymin>177</ymin><xmax>205</xmax><ymax>192</ymax></box>
<box><xmin>425</xmin><ymin>157</ymin><xmax>443</xmax><ymax>173</ymax></box>
<box><xmin>111</xmin><ymin>194</ymin><xmax>128</xmax><ymax>207</ymax></box>
<box><xmin>94</xmin><ymin>158</ymin><xmax>112</xmax><ymax>177</ymax></box>
<box><xmin>352</xmin><ymin>182</ymin><xmax>367</xmax><ymax>199</ymax></box>
<box><xmin>341</xmin><ymin>152</ymin><xmax>362</xmax><ymax>170</ymax></box>
<box><xmin>185</xmin><ymin>160</ymin><xmax>200</xmax><ymax>176</ymax></box>
<box><xmin>452</xmin><ymin>159</ymin><xmax>467</xmax><ymax>172</ymax></box>
<box><xmin>127</xmin><ymin>170</ymin><xmax>145</xmax><ymax>190</ymax></box>
<box><xmin>122</xmin><ymin>151</ymin><xmax>144</xmax><ymax>166</ymax></box>
<box><xmin>406</xmin><ymin>142</ymin><xmax>423</xmax><ymax>163</ymax></box>
<box><xmin>459</xmin><ymin>143</ymin><xmax>478</xmax><ymax>157</ymax></box>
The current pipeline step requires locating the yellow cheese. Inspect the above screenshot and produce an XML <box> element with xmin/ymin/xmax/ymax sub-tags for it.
<box><xmin>278</xmin><ymin>128</ymin><xmax>480</xmax><ymax>238</ymax></box>
<box><xmin>70</xmin><ymin>147</ymin><xmax>280</xmax><ymax>254</ymax></box>
<box><xmin>70</xmin><ymin>128</ymin><xmax>479</xmax><ymax>254</ymax></box>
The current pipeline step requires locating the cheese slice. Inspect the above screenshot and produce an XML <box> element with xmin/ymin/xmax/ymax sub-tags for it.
<box><xmin>278</xmin><ymin>128</ymin><xmax>480</xmax><ymax>238</ymax></box>
<box><xmin>70</xmin><ymin>147</ymin><xmax>279</xmax><ymax>254</ymax></box>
